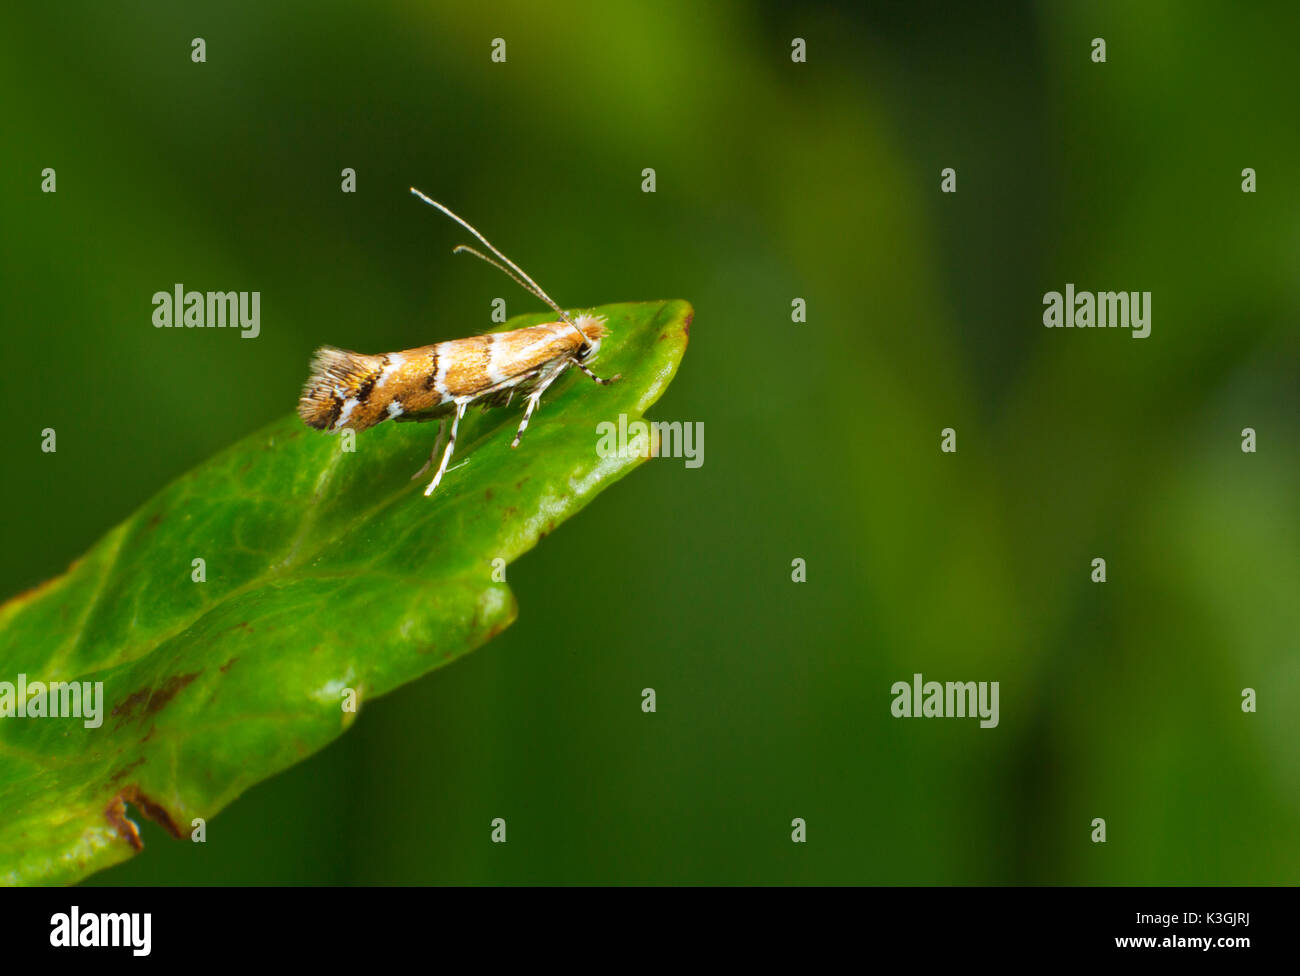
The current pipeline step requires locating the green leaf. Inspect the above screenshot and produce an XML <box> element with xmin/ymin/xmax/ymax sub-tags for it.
<box><xmin>0</xmin><ymin>299</ymin><xmax>691</xmax><ymax>885</ymax></box>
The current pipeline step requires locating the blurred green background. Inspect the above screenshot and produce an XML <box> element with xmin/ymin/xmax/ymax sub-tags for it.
<box><xmin>2</xmin><ymin>0</ymin><xmax>1296</xmax><ymax>883</ymax></box>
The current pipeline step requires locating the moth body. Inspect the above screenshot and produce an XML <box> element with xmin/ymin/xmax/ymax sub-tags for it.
<box><xmin>298</xmin><ymin>189</ymin><xmax>619</xmax><ymax>497</ymax></box>
<box><xmin>298</xmin><ymin>314</ymin><xmax>609</xmax><ymax>433</ymax></box>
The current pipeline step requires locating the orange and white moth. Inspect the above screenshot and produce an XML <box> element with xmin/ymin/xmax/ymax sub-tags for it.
<box><xmin>298</xmin><ymin>188</ymin><xmax>619</xmax><ymax>497</ymax></box>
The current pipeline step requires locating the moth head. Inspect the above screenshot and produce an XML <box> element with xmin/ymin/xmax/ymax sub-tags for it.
<box><xmin>571</xmin><ymin>313</ymin><xmax>608</xmax><ymax>362</ymax></box>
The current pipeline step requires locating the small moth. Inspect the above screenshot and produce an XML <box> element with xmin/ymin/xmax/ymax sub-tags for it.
<box><xmin>298</xmin><ymin>188</ymin><xmax>619</xmax><ymax>496</ymax></box>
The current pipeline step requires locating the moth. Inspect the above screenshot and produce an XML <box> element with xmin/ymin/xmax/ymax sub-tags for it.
<box><xmin>298</xmin><ymin>188</ymin><xmax>619</xmax><ymax>497</ymax></box>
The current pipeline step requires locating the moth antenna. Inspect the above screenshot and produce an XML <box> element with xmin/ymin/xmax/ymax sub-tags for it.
<box><xmin>452</xmin><ymin>245</ymin><xmax>554</xmax><ymax>308</ymax></box>
<box><xmin>454</xmin><ymin>244</ymin><xmax>592</xmax><ymax>343</ymax></box>
<box><xmin>409</xmin><ymin>187</ymin><xmax>591</xmax><ymax>345</ymax></box>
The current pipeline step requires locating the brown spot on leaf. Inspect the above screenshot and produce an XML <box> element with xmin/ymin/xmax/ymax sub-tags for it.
<box><xmin>147</xmin><ymin>511</ymin><xmax>163</xmax><ymax>529</ymax></box>
<box><xmin>109</xmin><ymin>757</ymin><xmax>146</xmax><ymax>783</ymax></box>
<box><xmin>682</xmin><ymin>310</ymin><xmax>693</xmax><ymax>339</ymax></box>
<box><xmin>110</xmin><ymin>689</ymin><xmax>150</xmax><ymax>726</ymax></box>
<box><xmin>219</xmin><ymin>657</ymin><xmax>239</xmax><ymax>673</ymax></box>
<box><xmin>145</xmin><ymin>672</ymin><xmax>199</xmax><ymax>715</ymax></box>
<box><xmin>111</xmin><ymin>671</ymin><xmax>202</xmax><ymax>727</ymax></box>
<box><xmin>105</xmin><ymin>784</ymin><xmax>184</xmax><ymax>851</ymax></box>
<box><xmin>104</xmin><ymin>795</ymin><xmax>141</xmax><ymax>851</ymax></box>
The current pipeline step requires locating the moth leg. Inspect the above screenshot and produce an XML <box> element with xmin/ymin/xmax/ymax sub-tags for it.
<box><xmin>572</xmin><ymin>360</ymin><xmax>620</xmax><ymax>385</ymax></box>
<box><xmin>510</xmin><ymin>367</ymin><xmax>567</xmax><ymax>448</ymax></box>
<box><xmin>423</xmin><ymin>404</ymin><xmax>466</xmax><ymax>497</ymax></box>
<box><xmin>480</xmin><ymin>389</ymin><xmax>515</xmax><ymax>413</ymax></box>
<box><xmin>410</xmin><ymin>419</ymin><xmax>448</xmax><ymax>481</ymax></box>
